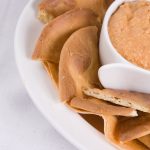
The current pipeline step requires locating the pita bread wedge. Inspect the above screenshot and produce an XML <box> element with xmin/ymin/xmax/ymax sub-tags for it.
<box><xmin>59</xmin><ymin>26</ymin><xmax>101</xmax><ymax>102</ymax></box>
<box><xmin>70</xmin><ymin>97</ymin><xmax>137</xmax><ymax>117</ymax></box>
<box><xmin>38</xmin><ymin>0</ymin><xmax>76</xmax><ymax>23</ymax></box>
<box><xmin>38</xmin><ymin>0</ymin><xmax>107</xmax><ymax>23</ymax></box>
<box><xmin>32</xmin><ymin>8</ymin><xmax>100</xmax><ymax>63</ymax></box>
<box><xmin>84</xmin><ymin>88</ymin><xmax>150</xmax><ymax>113</ymax></box>
<box><xmin>118</xmin><ymin>113</ymin><xmax>150</xmax><ymax>143</ymax></box>
<box><xmin>42</xmin><ymin>62</ymin><xmax>58</xmax><ymax>86</ymax></box>
<box><xmin>103</xmin><ymin>115</ymin><xmax>149</xmax><ymax>150</ymax></box>
<box><xmin>139</xmin><ymin>135</ymin><xmax>150</xmax><ymax>148</ymax></box>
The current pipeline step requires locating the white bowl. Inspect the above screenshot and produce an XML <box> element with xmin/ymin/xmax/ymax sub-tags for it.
<box><xmin>14</xmin><ymin>0</ymin><xmax>116</xmax><ymax>150</ymax></box>
<box><xmin>99</xmin><ymin>0</ymin><xmax>150</xmax><ymax>94</ymax></box>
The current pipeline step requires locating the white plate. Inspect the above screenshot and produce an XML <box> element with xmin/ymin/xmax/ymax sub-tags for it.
<box><xmin>14</xmin><ymin>0</ymin><xmax>116</xmax><ymax>149</ymax></box>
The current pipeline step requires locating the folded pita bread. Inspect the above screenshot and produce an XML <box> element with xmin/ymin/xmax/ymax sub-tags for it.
<box><xmin>38</xmin><ymin>0</ymin><xmax>107</xmax><ymax>23</ymax></box>
<box><xmin>118</xmin><ymin>113</ymin><xmax>150</xmax><ymax>142</ymax></box>
<box><xmin>84</xmin><ymin>88</ymin><xmax>150</xmax><ymax>113</ymax></box>
<box><xmin>33</xmin><ymin>8</ymin><xmax>100</xmax><ymax>63</ymax></box>
<box><xmin>38</xmin><ymin>0</ymin><xmax>76</xmax><ymax>23</ymax></box>
<box><xmin>70</xmin><ymin>97</ymin><xmax>137</xmax><ymax>117</ymax></box>
<box><xmin>103</xmin><ymin>115</ymin><xmax>149</xmax><ymax>150</ymax></box>
<box><xmin>59</xmin><ymin>26</ymin><xmax>101</xmax><ymax>102</ymax></box>
<box><xmin>139</xmin><ymin>135</ymin><xmax>150</xmax><ymax>148</ymax></box>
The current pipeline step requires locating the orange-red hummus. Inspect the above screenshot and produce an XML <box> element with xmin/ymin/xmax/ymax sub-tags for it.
<box><xmin>109</xmin><ymin>0</ymin><xmax>150</xmax><ymax>70</ymax></box>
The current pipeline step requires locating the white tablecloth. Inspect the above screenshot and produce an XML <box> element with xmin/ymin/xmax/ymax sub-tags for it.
<box><xmin>0</xmin><ymin>0</ymin><xmax>77</xmax><ymax>149</ymax></box>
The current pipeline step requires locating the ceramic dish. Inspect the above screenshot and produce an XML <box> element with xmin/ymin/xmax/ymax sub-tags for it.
<box><xmin>14</xmin><ymin>0</ymin><xmax>116</xmax><ymax>149</ymax></box>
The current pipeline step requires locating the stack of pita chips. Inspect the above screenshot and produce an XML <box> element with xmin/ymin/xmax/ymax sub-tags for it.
<box><xmin>84</xmin><ymin>88</ymin><xmax>150</xmax><ymax>149</ymax></box>
<box><xmin>32</xmin><ymin>0</ymin><xmax>150</xmax><ymax>149</ymax></box>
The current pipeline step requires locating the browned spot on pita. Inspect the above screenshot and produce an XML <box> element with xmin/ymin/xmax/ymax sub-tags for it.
<box><xmin>84</xmin><ymin>88</ymin><xmax>150</xmax><ymax>113</ymax></box>
<box><xmin>118</xmin><ymin>114</ymin><xmax>150</xmax><ymax>142</ymax></box>
<box><xmin>70</xmin><ymin>97</ymin><xmax>137</xmax><ymax>117</ymax></box>
<box><xmin>32</xmin><ymin>8</ymin><xmax>100</xmax><ymax>63</ymax></box>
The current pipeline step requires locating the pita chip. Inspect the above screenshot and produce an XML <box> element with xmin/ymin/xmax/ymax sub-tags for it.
<box><xmin>70</xmin><ymin>97</ymin><xmax>137</xmax><ymax>117</ymax></box>
<box><xmin>103</xmin><ymin>115</ymin><xmax>149</xmax><ymax>150</ymax></box>
<box><xmin>84</xmin><ymin>88</ymin><xmax>150</xmax><ymax>113</ymax></box>
<box><xmin>33</xmin><ymin>8</ymin><xmax>99</xmax><ymax>63</ymax></box>
<box><xmin>118</xmin><ymin>113</ymin><xmax>150</xmax><ymax>142</ymax></box>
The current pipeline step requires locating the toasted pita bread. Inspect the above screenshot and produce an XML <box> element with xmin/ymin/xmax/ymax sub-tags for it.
<box><xmin>70</xmin><ymin>97</ymin><xmax>137</xmax><ymax>117</ymax></box>
<box><xmin>84</xmin><ymin>88</ymin><xmax>150</xmax><ymax>113</ymax></box>
<box><xmin>59</xmin><ymin>26</ymin><xmax>101</xmax><ymax>102</ymax></box>
<box><xmin>33</xmin><ymin>8</ymin><xmax>100</xmax><ymax>63</ymax></box>
<box><xmin>33</xmin><ymin>9</ymin><xmax>100</xmax><ymax>85</ymax></box>
<box><xmin>103</xmin><ymin>115</ymin><xmax>149</xmax><ymax>150</ymax></box>
<box><xmin>38</xmin><ymin>0</ymin><xmax>107</xmax><ymax>23</ymax></box>
<box><xmin>139</xmin><ymin>135</ymin><xmax>150</xmax><ymax>148</ymax></box>
<box><xmin>42</xmin><ymin>62</ymin><xmax>58</xmax><ymax>86</ymax></box>
<box><xmin>118</xmin><ymin>114</ymin><xmax>150</xmax><ymax>142</ymax></box>
<box><xmin>38</xmin><ymin>0</ymin><xmax>76</xmax><ymax>23</ymax></box>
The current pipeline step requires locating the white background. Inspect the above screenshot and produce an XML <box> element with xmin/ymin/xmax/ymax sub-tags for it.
<box><xmin>0</xmin><ymin>0</ymin><xmax>77</xmax><ymax>149</ymax></box>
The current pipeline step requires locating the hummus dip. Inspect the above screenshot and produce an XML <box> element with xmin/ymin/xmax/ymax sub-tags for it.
<box><xmin>108</xmin><ymin>0</ymin><xmax>150</xmax><ymax>70</ymax></box>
